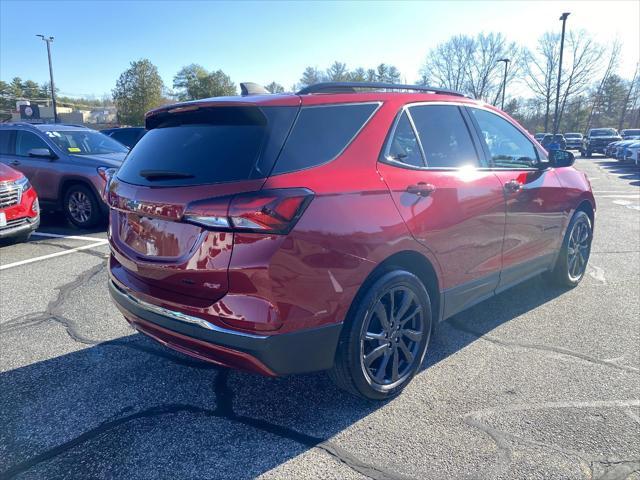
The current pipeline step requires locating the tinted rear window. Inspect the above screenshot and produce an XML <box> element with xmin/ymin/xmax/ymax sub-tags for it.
<box><xmin>271</xmin><ymin>103</ymin><xmax>378</xmax><ymax>175</ymax></box>
<box><xmin>0</xmin><ymin>130</ymin><xmax>13</xmax><ymax>155</ymax></box>
<box><xmin>564</xmin><ymin>133</ymin><xmax>582</xmax><ymax>138</ymax></box>
<box><xmin>117</xmin><ymin>106</ymin><xmax>297</xmax><ymax>186</ymax></box>
<box><xmin>590</xmin><ymin>129</ymin><xmax>617</xmax><ymax>137</ymax></box>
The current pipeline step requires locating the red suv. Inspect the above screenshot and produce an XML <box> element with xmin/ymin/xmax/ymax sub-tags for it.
<box><xmin>107</xmin><ymin>82</ymin><xmax>595</xmax><ymax>400</ymax></box>
<box><xmin>0</xmin><ymin>163</ymin><xmax>39</xmax><ymax>242</ymax></box>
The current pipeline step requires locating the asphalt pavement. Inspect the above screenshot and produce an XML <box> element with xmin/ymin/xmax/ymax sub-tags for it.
<box><xmin>0</xmin><ymin>158</ymin><xmax>639</xmax><ymax>480</ymax></box>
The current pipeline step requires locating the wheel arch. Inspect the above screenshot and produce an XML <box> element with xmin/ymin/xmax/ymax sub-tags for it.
<box><xmin>58</xmin><ymin>176</ymin><xmax>103</xmax><ymax>210</ymax></box>
<box><xmin>348</xmin><ymin>250</ymin><xmax>442</xmax><ymax>329</ymax></box>
<box><xmin>576</xmin><ymin>199</ymin><xmax>595</xmax><ymax>228</ymax></box>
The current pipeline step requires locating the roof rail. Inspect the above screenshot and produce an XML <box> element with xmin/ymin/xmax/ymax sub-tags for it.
<box><xmin>296</xmin><ymin>82</ymin><xmax>466</xmax><ymax>97</ymax></box>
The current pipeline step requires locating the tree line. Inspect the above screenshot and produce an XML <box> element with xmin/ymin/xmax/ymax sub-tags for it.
<box><xmin>2</xmin><ymin>28</ymin><xmax>638</xmax><ymax>131</ymax></box>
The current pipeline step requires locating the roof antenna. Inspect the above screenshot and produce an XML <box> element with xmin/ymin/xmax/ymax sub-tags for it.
<box><xmin>240</xmin><ymin>82</ymin><xmax>269</xmax><ymax>96</ymax></box>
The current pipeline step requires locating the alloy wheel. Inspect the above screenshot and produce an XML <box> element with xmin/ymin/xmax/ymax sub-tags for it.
<box><xmin>567</xmin><ymin>218</ymin><xmax>591</xmax><ymax>281</ymax></box>
<box><xmin>68</xmin><ymin>191</ymin><xmax>92</xmax><ymax>224</ymax></box>
<box><xmin>360</xmin><ymin>286</ymin><xmax>424</xmax><ymax>391</ymax></box>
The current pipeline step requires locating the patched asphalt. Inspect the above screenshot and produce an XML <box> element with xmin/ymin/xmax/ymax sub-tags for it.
<box><xmin>0</xmin><ymin>158</ymin><xmax>638</xmax><ymax>480</ymax></box>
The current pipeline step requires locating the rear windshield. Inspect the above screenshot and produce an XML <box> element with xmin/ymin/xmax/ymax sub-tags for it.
<box><xmin>116</xmin><ymin>106</ymin><xmax>297</xmax><ymax>186</ymax></box>
<box><xmin>590</xmin><ymin>129</ymin><xmax>617</xmax><ymax>137</ymax></box>
<box><xmin>564</xmin><ymin>133</ymin><xmax>582</xmax><ymax>138</ymax></box>
<box><xmin>622</xmin><ymin>129</ymin><xmax>640</xmax><ymax>136</ymax></box>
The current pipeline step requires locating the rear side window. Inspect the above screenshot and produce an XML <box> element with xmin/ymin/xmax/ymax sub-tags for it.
<box><xmin>409</xmin><ymin>105</ymin><xmax>479</xmax><ymax>168</ymax></box>
<box><xmin>0</xmin><ymin>130</ymin><xmax>13</xmax><ymax>155</ymax></box>
<box><xmin>110</xmin><ymin>129</ymin><xmax>139</xmax><ymax>148</ymax></box>
<box><xmin>271</xmin><ymin>103</ymin><xmax>379</xmax><ymax>175</ymax></box>
<box><xmin>385</xmin><ymin>112</ymin><xmax>424</xmax><ymax>167</ymax></box>
<box><xmin>15</xmin><ymin>131</ymin><xmax>49</xmax><ymax>156</ymax></box>
<box><xmin>117</xmin><ymin>106</ymin><xmax>297</xmax><ymax>186</ymax></box>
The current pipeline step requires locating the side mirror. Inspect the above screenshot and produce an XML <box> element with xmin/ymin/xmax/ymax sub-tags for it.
<box><xmin>548</xmin><ymin>149</ymin><xmax>575</xmax><ymax>168</ymax></box>
<box><xmin>28</xmin><ymin>148</ymin><xmax>56</xmax><ymax>160</ymax></box>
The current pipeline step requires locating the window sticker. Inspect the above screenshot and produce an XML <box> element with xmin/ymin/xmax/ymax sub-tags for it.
<box><xmin>68</xmin><ymin>147</ymin><xmax>81</xmax><ymax>152</ymax></box>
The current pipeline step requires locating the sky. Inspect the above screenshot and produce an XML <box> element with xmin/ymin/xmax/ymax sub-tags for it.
<box><xmin>1</xmin><ymin>0</ymin><xmax>638</xmax><ymax>99</ymax></box>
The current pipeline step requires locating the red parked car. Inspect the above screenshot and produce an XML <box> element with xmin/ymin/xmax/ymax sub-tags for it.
<box><xmin>0</xmin><ymin>163</ymin><xmax>39</xmax><ymax>243</ymax></box>
<box><xmin>107</xmin><ymin>82</ymin><xmax>595</xmax><ymax>400</ymax></box>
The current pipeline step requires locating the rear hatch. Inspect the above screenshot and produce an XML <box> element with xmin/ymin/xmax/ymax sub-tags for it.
<box><xmin>108</xmin><ymin>102</ymin><xmax>300</xmax><ymax>303</ymax></box>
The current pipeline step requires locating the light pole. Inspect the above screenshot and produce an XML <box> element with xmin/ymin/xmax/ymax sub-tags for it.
<box><xmin>36</xmin><ymin>34</ymin><xmax>58</xmax><ymax>123</ymax></box>
<box><xmin>497</xmin><ymin>58</ymin><xmax>510</xmax><ymax>110</ymax></box>
<box><xmin>552</xmin><ymin>12</ymin><xmax>570</xmax><ymax>135</ymax></box>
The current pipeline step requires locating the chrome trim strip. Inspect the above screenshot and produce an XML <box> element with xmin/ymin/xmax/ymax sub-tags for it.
<box><xmin>111</xmin><ymin>280</ymin><xmax>268</xmax><ymax>339</ymax></box>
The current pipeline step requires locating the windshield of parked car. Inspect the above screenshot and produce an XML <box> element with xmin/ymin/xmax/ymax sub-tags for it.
<box><xmin>564</xmin><ymin>133</ymin><xmax>582</xmax><ymax>138</ymax></box>
<box><xmin>590</xmin><ymin>129</ymin><xmax>618</xmax><ymax>137</ymax></box>
<box><xmin>622</xmin><ymin>129</ymin><xmax>640</xmax><ymax>136</ymax></box>
<box><xmin>43</xmin><ymin>130</ymin><xmax>129</xmax><ymax>155</ymax></box>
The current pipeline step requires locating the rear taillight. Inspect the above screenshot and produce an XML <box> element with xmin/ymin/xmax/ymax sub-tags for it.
<box><xmin>98</xmin><ymin>167</ymin><xmax>117</xmax><ymax>202</ymax></box>
<box><xmin>184</xmin><ymin>188</ymin><xmax>314</xmax><ymax>234</ymax></box>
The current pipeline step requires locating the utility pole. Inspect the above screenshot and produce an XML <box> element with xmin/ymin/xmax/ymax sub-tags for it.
<box><xmin>552</xmin><ymin>12</ymin><xmax>570</xmax><ymax>135</ymax></box>
<box><xmin>498</xmin><ymin>58</ymin><xmax>510</xmax><ymax>110</ymax></box>
<box><xmin>36</xmin><ymin>34</ymin><xmax>58</xmax><ymax>123</ymax></box>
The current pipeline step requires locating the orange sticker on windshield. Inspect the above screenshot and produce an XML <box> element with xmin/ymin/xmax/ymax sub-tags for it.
<box><xmin>68</xmin><ymin>147</ymin><xmax>81</xmax><ymax>152</ymax></box>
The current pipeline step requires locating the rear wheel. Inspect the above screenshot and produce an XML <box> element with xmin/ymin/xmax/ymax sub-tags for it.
<box><xmin>548</xmin><ymin>210</ymin><xmax>593</xmax><ymax>287</ymax></box>
<box><xmin>63</xmin><ymin>184</ymin><xmax>102</xmax><ymax>228</ymax></box>
<box><xmin>329</xmin><ymin>270</ymin><xmax>432</xmax><ymax>400</ymax></box>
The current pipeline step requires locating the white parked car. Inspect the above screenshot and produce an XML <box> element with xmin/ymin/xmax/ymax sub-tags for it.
<box><xmin>623</xmin><ymin>140</ymin><xmax>640</xmax><ymax>165</ymax></box>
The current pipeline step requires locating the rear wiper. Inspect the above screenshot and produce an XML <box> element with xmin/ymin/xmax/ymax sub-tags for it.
<box><xmin>139</xmin><ymin>170</ymin><xmax>194</xmax><ymax>180</ymax></box>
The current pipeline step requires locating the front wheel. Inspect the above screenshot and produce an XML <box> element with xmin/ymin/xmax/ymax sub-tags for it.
<box><xmin>63</xmin><ymin>184</ymin><xmax>102</xmax><ymax>228</ymax></box>
<box><xmin>548</xmin><ymin>210</ymin><xmax>593</xmax><ymax>287</ymax></box>
<box><xmin>329</xmin><ymin>270</ymin><xmax>432</xmax><ymax>400</ymax></box>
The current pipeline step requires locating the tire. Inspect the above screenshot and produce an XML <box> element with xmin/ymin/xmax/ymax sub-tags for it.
<box><xmin>329</xmin><ymin>270</ymin><xmax>432</xmax><ymax>400</ymax></box>
<box><xmin>585</xmin><ymin>149</ymin><xmax>592</xmax><ymax>158</ymax></box>
<box><xmin>547</xmin><ymin>210</ymin><xmax>593</xmax><ymax>287</ymax></box>
<box><xmin>63</xmin><ymin>184</ymin><xmax>102</xmax><ymax>228</ymax></box>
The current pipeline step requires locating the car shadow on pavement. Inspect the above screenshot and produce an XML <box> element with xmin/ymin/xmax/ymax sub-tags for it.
<box><xmin>0</xmin><ymin>272</ymin><xmax>572</xmax><ymax>479</ymax></box>
<box><xmin>592</xmin><ymin>159</ymin><xmax>640</xmax><ymax>188</ymax></box>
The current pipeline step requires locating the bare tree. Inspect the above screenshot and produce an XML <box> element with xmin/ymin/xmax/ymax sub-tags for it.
<box><xmin>586</xmin><ymin>40</ymin><xmax>621</xmax><ymax>131</ymax></box>
<box><xmin>465</xmin><ymin>33</ymin><xmax>519</xmax><ymax>102</ymax></box>
<box><xmin>618</xmin><ymin>63</ymin><xmax>639</xmax><ymax>130</ymax></box>
<box><xmin>524</xmin><ymin>32</ymin><xmax>560</xmax><ymax>132</ymax></box>
<box><xmin>420</xmin><ymin>35</ymin><xmax>474</xmax><ymax>92</ymax></box>
<box><xmin>556</xmin><ymin>30</ymin><xmax>605</xmax><ymax>129</ymax></box>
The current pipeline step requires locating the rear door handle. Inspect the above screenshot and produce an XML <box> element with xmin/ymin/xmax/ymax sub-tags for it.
<box><xmin>406</xmin><ymin>182</ymin><xmax>436</xmax><ymax>197</ymax></box>
<box><xmin>504</xmin><ymin>179</ymin><xmax>522</xmax><ymax>193</ymax></box>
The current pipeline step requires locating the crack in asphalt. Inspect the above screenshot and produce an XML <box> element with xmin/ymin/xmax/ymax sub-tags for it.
<box><xmin>464</xmin><ymin>400</ymin><xmax>640</xmax><ymax>480</ymax></box>
<box><xmin>1</xmin><ymin>368</ymin><xmax>410</xmax><ymax>480</ymax></box>
<box><xmin>1</xmin><ymin>263</ymin><xmax>410</xmax><ymax>480</ymax></box>
<box><xmin>448</xmin><ymin>317</ymin><xmax>639</xmax><ymax>374</ymax></box>
<box><xmin>590</xmin><ymin>460</ymin><xmax>640</xmax><ymax>480</ymax></box>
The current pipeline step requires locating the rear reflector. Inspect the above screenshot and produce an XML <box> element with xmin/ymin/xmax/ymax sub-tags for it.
<box><xmin>184</xmin><ymin>188</ymin><xmax>314</xmax><ymax>234</ymax></box>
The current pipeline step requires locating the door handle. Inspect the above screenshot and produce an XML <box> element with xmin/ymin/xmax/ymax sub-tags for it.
<box><xmin>406</xmin><ymin>182</ymin><xmax>436</xmax><ymax>197</ymax></box>
<box><xmin>504</xmin><ymin>179</ymin><xmax>522</xmax><ymax>193</ymax></box>
<box><xmin>9</xmin><ymin>160</ymin><xmax>20</xmax><ymax>166</ymax></box>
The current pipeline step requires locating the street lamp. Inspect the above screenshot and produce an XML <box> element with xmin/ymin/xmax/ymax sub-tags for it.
<box><xmin>552</xmin><ymin>12</ymin><xmax>570</xmax><ymax>135</ymax></box>
<box><xmin>497</xmin><ymin>58</ymin><xmax>510</xmax><ymax>110</ymax></box>
<box><xmin>36</xmin><ymin>34</ymin><xmax>58</xmax><ymax>123</ymax></box>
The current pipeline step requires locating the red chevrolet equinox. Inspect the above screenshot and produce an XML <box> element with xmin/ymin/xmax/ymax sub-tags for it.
<box><xmin>107</xmin><ymin>82</ymin><xmax>595</xmax><ymax>400</ymax></box>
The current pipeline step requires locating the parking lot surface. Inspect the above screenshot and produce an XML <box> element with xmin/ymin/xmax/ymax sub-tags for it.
<box><xmin>1</xmin><ymin>158</ymin><xmax>639</xmax><ymax>480</ymax></box>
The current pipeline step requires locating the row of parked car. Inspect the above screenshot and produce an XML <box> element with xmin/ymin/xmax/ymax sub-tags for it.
<box><xmin>0</xmin><ymin>124</ymin><xmax>145</xmax><ymax>243</ymax></box>
<box><xmin>533</xmin><ymin>128</ymin><xmax>640</xmax><ymax>164</ymax></box>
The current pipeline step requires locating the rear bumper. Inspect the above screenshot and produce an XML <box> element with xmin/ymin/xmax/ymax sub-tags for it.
<box><xmin>109</xmin><ymin>279</ymin><xmax>343</xmax><ymax>376</ymax></box>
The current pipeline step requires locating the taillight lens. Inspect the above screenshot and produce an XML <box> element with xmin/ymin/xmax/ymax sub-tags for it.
<box><xmin>184</xmin><ymin>188</ymin><xmax>314</xmax><ymax>234</ymax></box>
<box><xmin>97</xmin><ymin>167</ymin><xmax>117</xmax><ymax>201</ymax></box>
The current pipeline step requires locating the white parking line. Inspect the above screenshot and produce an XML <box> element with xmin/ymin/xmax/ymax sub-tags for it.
<box><xmin>0</xmin><ymin>239</ymin><xmax>108</xmax><ymax>271</ymax></box>
<box><xmin>31</xmin><ymin>232</ymin><xmax>106</xmax><ymax>242</ymax></box>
